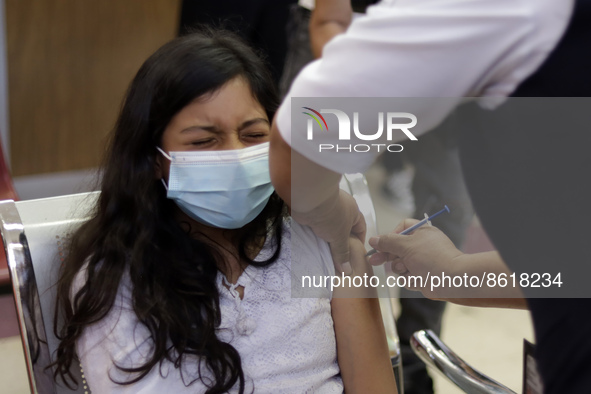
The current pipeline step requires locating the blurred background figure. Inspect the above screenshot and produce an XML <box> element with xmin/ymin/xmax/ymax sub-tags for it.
<box><xmin>279</xmin><ymin>1</ymin><xmax>473</xmax><ymax>393</ymax></box>
<box><xmin>378</xmin><ymin>154</ymin><xmax>415</xmax><ymax>216</ymax></box>
<box><xmin>179</xmin><ymin>0</ymin><xmax>297</xmax><ymax>85</ymax></box>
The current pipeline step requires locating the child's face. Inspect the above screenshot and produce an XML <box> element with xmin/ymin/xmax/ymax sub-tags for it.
<box><xmin>156</xmin><ymin>77</ymin><xmax>270</xmax><ymax>180</ymax></box>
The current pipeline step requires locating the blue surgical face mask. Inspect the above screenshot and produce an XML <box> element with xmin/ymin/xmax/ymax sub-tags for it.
<box><xmin>157</xmin><ymin>142</ymin><xmax>275</xmax><ymax>229</ymax></box>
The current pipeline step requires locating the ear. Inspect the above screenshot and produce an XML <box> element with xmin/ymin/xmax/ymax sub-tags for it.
<box><xmin>154</xmin><ymin>153</ymin><xmax>164</xmax><ymax>180</ymax></box>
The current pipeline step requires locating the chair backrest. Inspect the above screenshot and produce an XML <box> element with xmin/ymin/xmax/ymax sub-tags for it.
<box><xmin>0</xmin><ymin>192</ymin><xmax>99</xmax><ymax>394</ymax></box>
<box><xmin>339</xmin><ymin>174</ymin><xmax>402</xmax><ymax>390</ymax></box>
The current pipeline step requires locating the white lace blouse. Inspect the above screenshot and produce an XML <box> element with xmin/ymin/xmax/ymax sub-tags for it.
<box><xmin>74</xmin><ymin>220</ymin><xmax>343</xmax><ymax>393</ymax></box>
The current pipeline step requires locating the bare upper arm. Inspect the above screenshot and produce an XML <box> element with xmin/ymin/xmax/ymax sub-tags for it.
<box><xmin>331</xmin><ymin>237</ymin><xmax>398</xmax><ymax>393</ymax></box>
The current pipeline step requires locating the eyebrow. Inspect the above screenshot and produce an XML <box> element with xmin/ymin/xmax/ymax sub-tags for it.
<box><xmin>180</xmin><ymin>118</ymin><xmax>270</xmax><ymax>133</ymax></box>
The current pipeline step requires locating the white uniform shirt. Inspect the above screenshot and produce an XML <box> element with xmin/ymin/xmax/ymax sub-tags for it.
<box><xmin>278</xmin><ymin>0</ymin><xmax>574</xmax><ymax>174</ymax></box>
<box><xmin>75</xmin><ymin>220</ymin><xmax>343</xmax><ymax>393</ymax></box>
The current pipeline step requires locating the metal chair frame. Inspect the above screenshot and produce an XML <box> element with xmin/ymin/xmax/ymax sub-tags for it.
<box><xmin>0</xmin><ymin>192</ymin><xmax>97</xmax><ymax>393</ymax></box>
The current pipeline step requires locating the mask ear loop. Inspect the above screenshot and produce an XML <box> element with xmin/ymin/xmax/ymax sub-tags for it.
<box><xmin>156</xmin><ymin>147</ymin><xmax>171</xmax><ymax>190</ymax></box>
<box><xmin>156</xmin><ymin>146</ymin><xmax>172</xmax><ymax>161</ymax></box>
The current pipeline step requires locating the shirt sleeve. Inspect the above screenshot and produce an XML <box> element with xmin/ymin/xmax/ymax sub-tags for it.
<box><xmin>290</xmin><ymin>219</ymin><xmax>336</xmax><ymax>299</ymax></box>
<box><xmin>277</xmin><ymin>0</ymin><xmax>573</xmax><ymax>174</ymax></box>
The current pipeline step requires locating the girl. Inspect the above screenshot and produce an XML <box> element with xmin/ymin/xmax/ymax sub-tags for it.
<box><xmin>53</xmin><ymin>29</ymin><xmax>395</xmax><ymax>393</ymax></box>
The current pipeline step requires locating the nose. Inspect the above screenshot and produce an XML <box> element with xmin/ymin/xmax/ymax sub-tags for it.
<box><xmin>220</xmin><ymin>134</ymin><xmax>247</xmax><ymax>151</ymax></box>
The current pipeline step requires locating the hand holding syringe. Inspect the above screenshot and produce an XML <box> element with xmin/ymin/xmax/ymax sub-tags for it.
<box><xmin>365</xmin><ymin>205</ymin><xmax>451</xmax><ymax>257</ymax></box>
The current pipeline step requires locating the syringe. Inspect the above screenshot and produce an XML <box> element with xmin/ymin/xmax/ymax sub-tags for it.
<box><xmin>365</xmin><ymin>205</ymin><xmax>451</xmax><ymax>257</ymax></box>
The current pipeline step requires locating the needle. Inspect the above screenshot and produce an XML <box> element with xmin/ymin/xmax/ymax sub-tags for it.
<box><xmin>365</xmin><ymin>205</ymin><xmax>451</xmax><ymax>257</ymax></box>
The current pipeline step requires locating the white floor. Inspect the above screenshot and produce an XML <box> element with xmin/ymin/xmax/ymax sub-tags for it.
<box><xmin>0</xmin><ymin>164</ymin><xmax>535</xmax><ymax>393</ymax></box>
<box><xmin>0</xmin><ymin>337</ymin><xmax>28</xmax><ymax>393</ymax></box>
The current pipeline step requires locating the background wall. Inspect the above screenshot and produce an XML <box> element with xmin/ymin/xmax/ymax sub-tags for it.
<box><xmin>5</xmin><ymin>0</ymin><xmax>180</xmax><ymax>177</ymax></box>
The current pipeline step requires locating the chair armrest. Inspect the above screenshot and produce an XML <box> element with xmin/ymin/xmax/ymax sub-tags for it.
<box><xmin>411</xmin><ymin>330</ymin><xmax>516</xmax><ymax>394</ymax></box>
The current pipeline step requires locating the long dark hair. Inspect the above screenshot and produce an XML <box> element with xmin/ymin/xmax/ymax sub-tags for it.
<box><xmin>52</xmin><ymin>29</ymin><xmax>284</xmax><ymax>393</ymax></box>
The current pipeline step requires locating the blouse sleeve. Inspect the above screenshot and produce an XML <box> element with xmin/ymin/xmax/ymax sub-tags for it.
<box><xmin>290</xmin><ymin>219</ymin><xmax>336</xmax><ymax>299</ymax></box>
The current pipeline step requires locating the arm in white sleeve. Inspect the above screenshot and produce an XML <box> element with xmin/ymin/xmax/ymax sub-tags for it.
<box><xmin>276</xmin><ymin>0</ymin><xmax>573</xmax><ymax>174</ymax></box>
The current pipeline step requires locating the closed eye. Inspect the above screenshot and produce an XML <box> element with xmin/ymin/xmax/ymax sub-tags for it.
<box><xmin>190</xmin><ymin>139</ymin><xmax>215</xmax><ymax>146</ymax></box>
<box><xmin>244</xmin><ymin>133</ymin><xmax>268</xmax><ymax>139</ymax></box>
